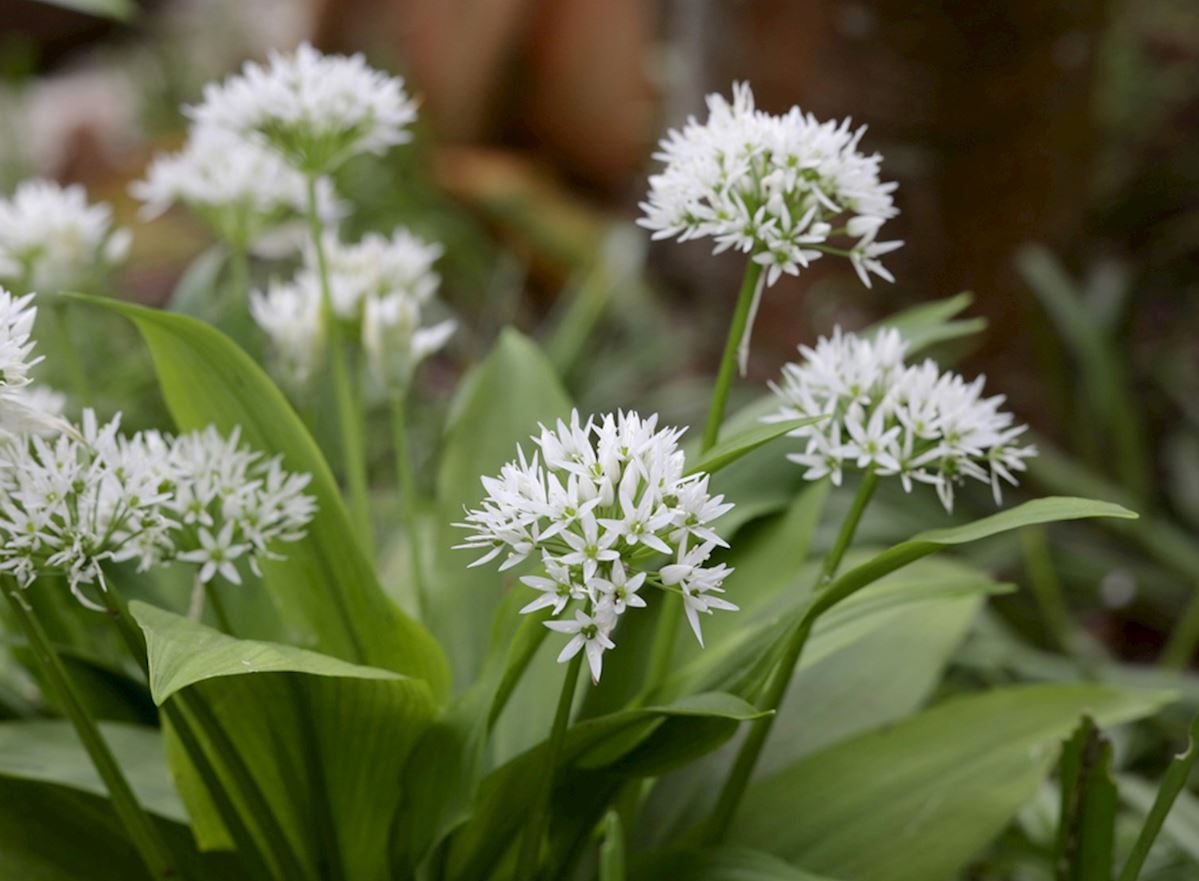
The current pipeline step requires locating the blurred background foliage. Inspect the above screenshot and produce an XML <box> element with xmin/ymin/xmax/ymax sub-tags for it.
<box><xmin>0</xmin><ymin>0</ymin><xmax>1197</xmax><ymax>876</ymax></box>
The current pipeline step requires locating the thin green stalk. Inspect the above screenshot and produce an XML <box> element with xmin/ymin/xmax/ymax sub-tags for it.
<box><xmin>514</xmin><ymin>652</ymin><xmax>584</xmax><ymax>880</ymax></box>
<box><xmin>1</xmin><ymin>580</ymin><xmax>180</xmax><ymax>880</ymax></box>
<box><xmin>706</xmin><ymin>471</ymin><xmax>878</xmax><ymax>841</ymax></box>
<box><xmin>99</xmin><ymin>585</ymin><xmax>313</xmax><ymax>881</ymax></box>
<box><xmin>226</xmin><ymin>244</ymin><xmax>251</xmax><ymax>313</ymax></box>
<box><xmin>50</xmin><ymin>301</ymin><xmax>92</xmax><ymax>403</ymax></box>
<box><xmin>305</xmin><ymin>175</ymin><xmax>374</xmax><ymax>557</ymax></box>
<box><xmin>1160</xmin><ymin>587</ymin><xmax>1199</xmax><ymax>671</ymax></box>
<box><xmin>207</xmin><ymin>581</ymin><xmax>235</xmax><ymax>635</ymax></box>
<box><xmin>290</xmin><ymin>680</ymin><xmax>345</xmax><ymax>881</ymax></box>
<box><xmin>701</xmin><ymin>259</ymin><xmax>764</xmax><ymax>453</ymax></box>
<box><xmin>391</xmin><ymin>391</ymin><xmax>427</xmax><ymax>618</ymax></box>
<box><xmin>636</xmin><ymin>598</ymin><xmax>680</xmax><ymax>707</ymax></box>
<box><xmin>1020</xmin><ymin>526</ymin><xmax>1076</xmax><ymax>656</ymax></box>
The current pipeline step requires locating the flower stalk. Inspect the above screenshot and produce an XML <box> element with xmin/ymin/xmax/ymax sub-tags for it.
<box><xmin>1</xmin><ymin>578</ymin><xmax>180</xmax><ymax>881</ymax></box>
<box><xmin>391</xmin><ymin>390</ymin><xmax>427</xmax><ymax>617</ymax></box>
<box><xmin>701</xmin><ymin>259</ymin><xmax>765</xmax><ymax>453</ymax></box>
<box><xmin>706</xmin><ymin>470</ymin><xmax>878</xmax><ymax>840</ymax></box>
<box><xmin>514</xmin><ymin>651</ymin><xmax>583</xmax><ymax>879</ymax></box>
<box><xmin>304</xmin><ymin>175</ymin><xmax>373</xmax><ymax>555</ymax></box>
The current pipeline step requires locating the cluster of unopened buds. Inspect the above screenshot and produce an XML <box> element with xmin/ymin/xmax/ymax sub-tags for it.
<box><xmin>456</xmin><ymin>411</ymin><xmax>735</xmax><ymax>681</ymax></box>
<box><xmin>766</xmin><ymin>327</ymin><xmax>1037</xmax><ymax>512</ymax></box>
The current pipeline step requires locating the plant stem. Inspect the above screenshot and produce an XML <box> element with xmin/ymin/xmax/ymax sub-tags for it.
<box><xmin>701</xmin><ymin>259</ymin><xmax>765</xmax><ymax>453</ymax></box>
<box><xmin>1020</xmin><ymin>526</ymin><xmax>1077</xmax><ymax>656</ymax></box>
<box><xmin>514</xmin><ymin>653</ymin><xmax>583</xmax><ymax>880</ymax></box>
<box><xmin>1</xmin><ymin>580</ymin><xmax>180</xmax><ymax>880</ymax></box>
<box><xmin>305</xmin><ymin>175</ymin><xmax>374</xmax><ymax>558</ymax></box>
<box><xmin>706</xmin><ymin>471</ymin><xmax>878</xmax><ymax>841</ymax></box>
<box><xmin>1160</xmin><ymin>586</ymin><xmax>1199</xmax><ymax>671</ymax></box>
<box><xmin>50</xmin><ymin>301</ymin><xmax>92</xmax><ymax>404</ymax></box>
<box><xmin>227</xmin><ymin>244</ymin><xmax>251</xmax><ymax>313</ymax></box>
<box><xmin>391</xmin><ymin>391</ymin><xmax>427</xmax><ymax>618</ymax></box>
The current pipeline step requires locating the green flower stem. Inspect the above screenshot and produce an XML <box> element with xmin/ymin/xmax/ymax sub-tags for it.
<box><xmin>1160</xmin><ymin>587</ymin><xmax>1199</xmax><ymax>670</ymax></box>
<box><xmin>514</xmin><ymin>652</ymin><xmax>584</xmax><ymax>880</ymax></box>
<box><xmin>50</xmin><ymin>300</ymin><xmax>93</xmax><ymax>404</ymax></box>
<box><xmin>227</xmin><ymin>244</ymin><xmax>251</xmax><ymax>313</ymax></box>
<box><xmin>305</xmin><ymin>175</ymin><xmax>374</xmax><ymax>558</ymax></box>
<box><xmin>1</xmin><ymin>580</ymin><xmax>180</xmax><ymax>881</ymax></box>
<box><xmin>706</xmin><ymin>471</ymin><xmax>878</xmax><ymax>841</ymax></box>
<box><xmin>1020</xmin><ymin>526</ymin><xmax>1077</xmax><ymax>656</ymax></box>
<box><xmin>701</xmin><ymin>259</ymin><xmax>765</xmax><ymax>453</ymax></box>
<box><xmin>99</xmin><ymin>584</ymin><xmax>313</xmax><ymax>881</ymax></box>
<box><xmin>391</xmin><ymin>391</ymin><xmax>427</xmax><ymax>618</ymax></box>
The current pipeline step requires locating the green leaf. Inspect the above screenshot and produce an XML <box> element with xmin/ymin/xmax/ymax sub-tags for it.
<box><xmin>131</xmin><ymin>602</ymin><xmax>436</xmax><ymax>881</ymax></box>
<box><xmin>599</xmin><ymin>811</ymin><xmax>627</xmax><ymax>881</ymax></box>
<box><xmin>30</xmin><ymin>0</ymin><xmax>135</xmax><ymax>21</ymax></box>
<box><xmin>633</xmin><ymin>847</ymin><xmax>841</xmax><ymax>881</ymax></box>
<box><xmin>0</xmin><ymin>719</ymin><xmax>185</xmax><ymax>822</ymax></box>
<box><xmin>810</xmin><ymin>497</ymin><xmax>1138</xmax><ymax>623</ymax></box>
<box><xmin>870</xmin><ymin>291</ymin><xmax>986</xmax><ymax>354</ymax></box>
<box><xmin>446</xmin><ymin>692</ymin><xmax>766</xmax><ymax>880</ymax></box>
<box><xmin>1056</xmin><ymin>717</ymin><xmax>1117</xmax><ymax>881</ymax></box>
<box><xmin>168</xmin><ymin>246</ymin><xmax>227</xmax><ymax>318</ymax></box>
<box><xmin>686</xmin><ymin>417</ymin><xmax>825</xmax><ymax>478</ymax></box>
<box><xmin>730</xmin><ymin>684</ymin><xmax>1171</xmax><ymax>881</ymax></box>
<box><xmin>1116</xmin><ymin>774</ymin><xmax>1199</xmax><ymax>868</ymax></box>
<box><xmin>0</xmin><ymin>778</ymin><xmax>248</xmax><ymax>881</ymax></box>
<box><xmin>1117</xmin><ymin>711</ymin><xmax>1199</xmax><ymax>881</ymax></box>
<box><xmin>70</xmin><ymin>294</ymin><xmax>449</xmax><ymax>694</ymax></box>
<box><xmin>430</xmin><ymin>327</ymin><xmax>571</xmax><ymax>685</ymax></box>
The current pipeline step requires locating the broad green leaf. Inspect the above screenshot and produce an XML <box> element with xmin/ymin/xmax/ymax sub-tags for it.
<box><xmin>446</xmin><ymin>692</ymin><xmax>766</xmax><ymax>880</ymax></box>
<box><xmin>640</xmin><ymin>557</ymin><xmax>996</xmax><ymax>847</ymax></box>
<box><xmin>71</xmin><ymin>294</ymin><xmax>449</xmax><ymax>694</ymax></box>
<box><xmin>686</xmin><ymin>417</ymin><xmax>824</xmax><ymax>478</ymax></box>
<box><xmin>0</xmin><ymin>720</ymin><xmax>184</xmax><ymax>822</ymax></box>
<box><xmin>168</xmin><ymin>246</ymin><xmax>227</xmax><ymax>318</ymax></box>
<box><xmin>131</xmin><ymin>602</ymin><xmax>436</xmax><ymax>881</ymax></box>
<box><xmin>1117</xmin><ymin>775</ymin><xmax>1199</xmax><ymax>868</ymax></box>
<box><xmin>1056</xmin><ymin>717</ymin><xmax>1117</xmax><ymax>881</ymax></box>
<box><xmin>0</xmin><ymin>778</ymin><xmax>247</xmax><ymax>881</ymax></box>
<box><xmin>869</xmin><ymin>291</ymin><xmax>985</xmax><ymax>354</ymax></box>
<box><xmin>731</xmin><ymin>684</ymin><xmax>1171</xmax><ymax>881</ymax></box>
<box><xmin>633</xmin><ymin>847</ymin><xmax>840</xmax><ymax>881</ymax></box>
<box><xmin>810</xmin><ymin>497</ymin><xmax>1138</xmax><ymax>623</ymax></box>
<box><xmin>431</xmin><ymin>327</ymin><xmax>570</xmax><ymax>683</ymax></box>
<box><xmin>1117</xmin><ymin>711</ymin><xmax>1199</xmax><ymax>881</ymax></box>
<box><xmin>30</xmin><ymin>0</ymin><xmax>135</xmax><ymax>20</ymax></box>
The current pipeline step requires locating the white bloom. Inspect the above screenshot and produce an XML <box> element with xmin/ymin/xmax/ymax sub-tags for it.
<box><xmin>132</xmin><ymin>125</ymin><xmax>342</xmax><ymax>249</ymax></box>
<box><xmin>456</xmin><ymin>410</ymin><xmax>736</xmax><ymax>680</ymax></box>
<box><xmin>767</xmin><ymin>327</ymin><xmax>1037</xmax><ymax>512</ymax></box>
<box><xmin>319</xmin><ymin>230</ymin><xmax>443</xmax><ymax>316</ymax></box>
<box><xmin>0</xmin><ymin>414</ymin><xmax>317</xmax><ymax>604</ymax></box>
<box><xmin>187</xmin><ymin>42</ymin><xmax>418</xmax><ymax>174</ymax></box>
<box><xmin>639</xmin><ymin>82</ymin><xmax>901</xmax><ymax>290</ymax></box>
<box><xmin>0</xmin><ymin>180</ymin><xmax>130</xmax><ymax>291</ymax></box>
<box><xmin>249</xmin><ymin>275</ymin><xmax>324</xmax><ymax>385</ymax></box>
<box><xmin>0</xmin><ymin>289</ymin><xmax>69</xmax><ymax>438</ymax></box>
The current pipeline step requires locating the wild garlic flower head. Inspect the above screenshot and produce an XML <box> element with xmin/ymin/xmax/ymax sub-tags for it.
<box><xmin>0</xmin><ymin>413</ymin><xmax>317</xmax><ymax>604</ymax></box>
<box><xmin>766</xmin><ymin>328</ymin><xmax>1038</xmax><ymax>512</ymax></box>
<box><xmin>0</xmin><ymin>289</ymin><xmax>69</xmax><ymax>438</ymax></box>
<box><xmin>187</xmin><ymin>43</ymin><xmax>418</xmax><ymax>174</ymax></box>
<box><xmin>0</xmin><ymin>180</ymin><xmax>130</xmax><ymax>292</ymax></box>
<box><xmin>639</xmin><ymin>82</ymin><xmax>901</xmax><ymax>288</ymax></box>
<box><xmin>166</xmin><ymin>426</ymin><xmax>317</xmax><ymax>585</ymax></box>
<box><xmin>455</xmin><ymin>410</ymin><xmax>736</xmax><ymax>682</ymax></box>
<box><xmin>252</xmin><ymin>228</ymin><xmax>452</xmax><ymax>392</ymax></box>
<box><xmin>132</xmin><ymin>125</ymin><xmax>341</xmax><ymax>248</ymax></box>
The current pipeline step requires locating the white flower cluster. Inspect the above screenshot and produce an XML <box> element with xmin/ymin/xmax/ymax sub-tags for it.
<box><xmin>766</xmin><ymin>328</ymin><xmax>1037</xmax><ymax>512</ymax></box>
<box><xmin>131</xmin><ymin>125</ymin><xmax>342</xmax><ymax>250</ymax></box>
<box><xmin>639</xmin><ymin>82</ymin><xmax>901</xmax><ymax>288</ymax></box>
<box><xmin>0</xmin><ymin>411</ymin><xmax>316</xmax><ymax>606</ymax></box>
<box><xmin>0</xmin><ymin>180</ymin><xmax>130</xmax><ymax>292</ymax></box>
<box><xmin>455</xmin><ymin>411</ymin><xmax>736</xmax><ymax>682</ymax></box>
<box><xmin>187</xmin><ymin>42</ymin><xmax>418</xmax><ymax>174</ymax></box>
<box><xmin>0</xmin><ymin>288</ymin><xmax>68</xmax><ymax>437</ymax></box>
<box><xmin>251</xmin><ymin>229</ymin><xmax>455</xmax><ymax>392</ymax></box>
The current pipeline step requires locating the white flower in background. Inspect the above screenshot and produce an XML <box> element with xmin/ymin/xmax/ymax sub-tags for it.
<box><xmin>639</xmin><ymin>82</ymin><xmax>901</xmax><ymax>289</ymax></box>
<box><xmin>766</xmin><ymin>327</ymin><xmax>1038</xmax><ymax>512</ymax></box>
<box><xmin>455</xmin><ymin>410</ymin><xmax>736</xmax><ymax>682</ymax></box>
<box><xmin>0</xmin><ymin>180</ymin><xmax>130</xmax><ymax>292</ymax></box>
<box><xmin>0</xmin><ymin>288</ymin><xmax>70</xmax><ymax>438</ymax></box>
<box><xmin>187</xmin><ymin>42</ymin><xmax>418</xmax><ymax>174</ymax></box>
<box><xmin>253</xmin><ymin>227</ymin><xmax>453</xmax><ymax>393</ymax></box>
<box><xmin>131</xmin><ymin>125</ymin><xmax>342</xmax><ymax>250</ymax></box>
<box><xmin>249</xmin><ymin>275</ymin><xmax>324</xmax><ymax>385</ymax></box>
<box><xmin>0</xmin><ymin>411</ymin><xmax>317</xmax><ymax>605</ymax></box>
